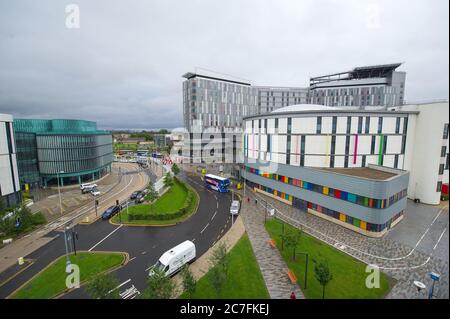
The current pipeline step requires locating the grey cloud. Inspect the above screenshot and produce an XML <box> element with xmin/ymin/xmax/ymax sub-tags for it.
<box><xmin>0</xmin><ymin>0</ymin><xmax>448</xmax><ymax>129</ymax></box>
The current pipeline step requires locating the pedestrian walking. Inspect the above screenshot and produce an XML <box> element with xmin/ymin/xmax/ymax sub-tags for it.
<box><xmin>247</xmin><ymin>197</ymin><xmax>250</xmax><ymax>203</ymax></box>
<box><xmin>290</xmin><ymin>291</ymin><xmax>296</xmax><ymax>299</ymax></box>
<box><xmin>255</xmin><ymin>198</ymin><xmax>258</xmax><ymax>205</ymax></box>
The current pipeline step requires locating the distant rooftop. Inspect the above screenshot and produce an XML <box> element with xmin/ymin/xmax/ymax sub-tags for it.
<box><xmin>182</xmin><ymin>72</ymin><xmax>251</xmax><ymax>86</ymax></box>
<box><xmin>310</xmin><ymin>63</ymin><xmax>403</xmax><ymax>86</ymax></box>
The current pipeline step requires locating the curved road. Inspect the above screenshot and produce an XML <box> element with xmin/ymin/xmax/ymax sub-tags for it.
<box><xmin>0</xmin><ymin>170</ymin><xmax>233</xmax><ymax>299</ymax></box>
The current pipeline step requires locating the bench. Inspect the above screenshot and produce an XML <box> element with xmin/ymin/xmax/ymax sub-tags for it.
<box><xmin>269</xmin><ymin>239</ymin><xmax>276</xmax><ymax>248</ymax></box>
<box><xmin>287</xmin><ymin>269</ymin><xmax>297</xmax><ymax>284</ymax></box>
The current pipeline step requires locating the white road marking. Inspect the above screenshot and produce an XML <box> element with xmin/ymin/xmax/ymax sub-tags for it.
<box><xmin>216</xmin><ymin>202</ymin><xmax>219</xmax><ymax>209</ymax></box>
<box><xmin>54</xmin><ymin>170</ymin><xmax>137</xmax><ymax>229</ymax></box>
<box><xmin>433</xmin><ymin>223</ymin><xmax>448</xmax><ymax>251</ymax></box>
<box><xmin>88</xmin><ymin>225</ymin><xmax>123</xmax><ymax>251</ymax></box>
<box><xmin>191</xmin><ymin>238</ymin><xmax>196</xmax><ymax>242</ymax></box>
<box><xmin>109</xmin><ymin>279</ymin><xmax>131</xmax><ymax>293</ymax></box>
<box><xmin>120</xmin><ymin>285</ymin><xmax>140</xmax><ymax>299</ymax></box>
<box><xmin>211</xmin><ymin>211</ymin><xmax>217</xmax><ymax>221</ymax></box>
<box><xmin>200</xmin><ymin>223</ymin><xmax>209</xmax><ymax>234</ymax></box>
<box><xmin>129</xmin><ymin>257</ymin><xmax>136</xmax><ymax>262</ymax></box>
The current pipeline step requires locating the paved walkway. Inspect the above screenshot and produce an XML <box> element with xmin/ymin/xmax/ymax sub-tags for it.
<box><xmin>240</xmin><ymin>194</ymin><xmax>304</xmax><ymax>299</ymax></box>
<box><xmin>247</xmin><ymin>189</ymin><xmax>449</xmax><ymax>299</ymax></box>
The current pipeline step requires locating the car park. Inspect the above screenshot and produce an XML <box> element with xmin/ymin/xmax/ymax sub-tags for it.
<box><xmin>101</xmin><ymin>205</ymin><xmax>121</xmax><ymax>220</ymax></box>
<box><xmin>230</xmin><ymin>200</ymin><xmax>240</xmax><ymax>215</ymax></box>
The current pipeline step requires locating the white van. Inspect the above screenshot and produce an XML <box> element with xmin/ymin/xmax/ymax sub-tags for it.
<box><xmin>80</xmin><ymin>183</ymin><xmax>98</xmax><ymax>193</ymax></box>
<box><xmin>149</xmin><ymin>240</ymin><xmax>196</xmax><ymax>277</ymax></box>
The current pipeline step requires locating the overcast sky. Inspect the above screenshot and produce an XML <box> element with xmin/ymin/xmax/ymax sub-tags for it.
<box><xmin>0</xmin><ymin>0</ymin><xmax>448</xmax><ymax>130</ymax></box>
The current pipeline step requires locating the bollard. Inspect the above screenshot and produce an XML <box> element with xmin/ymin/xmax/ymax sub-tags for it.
<box><xmin>18</xmin><ymin>257</ymin><xmax>24</xmax><ymax>265</ymax></box>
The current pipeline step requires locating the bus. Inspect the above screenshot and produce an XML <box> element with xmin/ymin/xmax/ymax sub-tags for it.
<box><xmin>204</xmin><ymin>174</ymin><xmax>230</xmax><ymax>193</ymax></box>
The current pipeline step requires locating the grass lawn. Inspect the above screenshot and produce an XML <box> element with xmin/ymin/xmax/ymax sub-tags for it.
<box><xmin>180</xmin><ymin>234</ymin><xmax>269</xmax><ymax>299</ymax></box>
<box><xmin>112</xmin><ymin>179</ymin><xmax>198</xmax><ymax>225</ymax></box>
<box><xmin>265</xmin><ymin>219</ymin><xmax>394</xmax><ymax>299</ymax></box>
<box><xmin>11</xmin><ymin>252</ymin><xmax>125</xmax><ymax>299</ymax></box>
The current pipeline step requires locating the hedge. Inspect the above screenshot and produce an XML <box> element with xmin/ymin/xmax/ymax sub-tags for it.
<box><xmin>127</xmin><ymin>181</ymin><xmax>197</xmax><ymax>221</ymax></box>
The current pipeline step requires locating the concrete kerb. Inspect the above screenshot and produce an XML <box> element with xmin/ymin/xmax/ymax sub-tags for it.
<box><xmin>108</xmin><ymin>178</ymin><xmax>201</xmax><ymax>228</ymax></box>
<box><xmin>172</xmin><ymin>216</ymin><xmax>246</xmax><ymax>298</ymax></box>
<box><xmin>6</xmin><ymin>251</ymin><xmax>129</xmax><ymax>299</ymax></box>
<box><xmin>0</xmin><ymin>259</ymin><xmax>35</xmax><ymax>289</ymax></box>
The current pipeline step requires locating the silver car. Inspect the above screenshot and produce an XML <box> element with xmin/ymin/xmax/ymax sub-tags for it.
<box><xmin>229</xmin><ymin>200</ymin><xmax>240</xmax><ymax>215</ymax></box>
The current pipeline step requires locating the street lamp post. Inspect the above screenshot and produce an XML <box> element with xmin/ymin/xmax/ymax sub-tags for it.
<box><xmin>57</xmin><ymin>171</ymin><xmax>65</xmax><ymax>216</ymax></box>
<box><xmin>296</xmin><ymin>252</ymin><xmax>309</xmax><ymax>289</ymax></box>
<box><xmin>63</xmin><ymin>226</ymin><xmax>72</xmax><ymax>273</ymax></box>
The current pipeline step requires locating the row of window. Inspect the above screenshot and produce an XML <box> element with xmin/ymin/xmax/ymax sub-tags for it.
<box><xmin>36</xmin><ymin>134</ymin><xmax>112</xmax><ymax>149</ymax></box>
<box><xmin>247</xmin><ymin>180</ymin><xmax>404</xmax><ymax>233</ymax></box>
<box><xmin>38</xmin><ymin>153</ymin><xmax>113</xmax><ymax>175</ymax></box>
<box><xmin>245</xmin><ymin>166</ymin><xmax>407</xmax><ymax>209</ymax></box>
<box><xmin>251</xmin><ymin>116</ymin><xmax>407</xmax><ymax>136</ymax></box>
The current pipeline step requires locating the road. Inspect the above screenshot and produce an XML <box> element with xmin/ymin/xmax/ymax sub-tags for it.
<box><xmin>0</xmin><ymin>171</ymin><xmax>233</xmax><ymax>299</ymax></box>
<box><xmin>0</xmin><ymin>162</ymin><xmax>149</xmax><ymax>275</ymax></box>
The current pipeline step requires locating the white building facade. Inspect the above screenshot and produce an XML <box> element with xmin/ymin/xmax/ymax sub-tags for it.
<box><xmin>243</xmin><ymin>102</ymin><xmax>449</xmax><ymax>236</ymax></box>
<box><xmin>0</xmin><ymin>113</ymin><xmax>21</xmax><ymax>208</ymax></box>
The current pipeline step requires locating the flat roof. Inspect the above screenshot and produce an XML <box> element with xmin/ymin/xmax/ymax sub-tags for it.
<box><xmin>243</xmin><ymin>108</ymin><xmax>419</xmax><ymax>120</ymax></box>
<box><xmin>182</xmin><ymin>72</ymin><xmax>251</xmax><ymax>86</ymax></box>
<box><xmin>320</xmin><ymin>167</ymin><xmax>398</xmax><ymax>181</ymax></box>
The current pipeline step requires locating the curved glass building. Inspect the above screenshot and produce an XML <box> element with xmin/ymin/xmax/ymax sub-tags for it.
<box><xmin>14</xmin><ymin>119</ymin><xmax>113</xmax><ymax>187</ymax></box>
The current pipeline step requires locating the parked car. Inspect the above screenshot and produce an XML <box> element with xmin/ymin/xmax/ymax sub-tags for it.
<box><xmin>101</xmin><ymin>205</ymin><xmax>121</xmax><ymax>220</ymax></box>
<box><xmin>130</xmin><ymin>191</ymin><xmax>141</xmax><ymax>200</ymax></box>
<box><xmin>229</xmin><ymin>200</ymin><xmax>240</xmax><ymax>215</ymax></box>
<box><xmin>81</xmin><ymin>184</ymin><xmax>98</xmax><ymax>194</ymax></box>
<box><xmin>149</xmin><ymin>240</ymin><xmax>196</xmax><ymax>277</ymax></box>
<box><xmin>80</xmin><ymin>183</ymin><xmax>97</xmax><ymax>191</ymax></box>
<box><xmin>91</xmin><ymin>188</ymin><xmax>101</xmax><ymax>196</ymax></box>
<box><xmin>135</xmin><ymin>193</ymin><xmax>145</xmax><ymax>204</ymax></box>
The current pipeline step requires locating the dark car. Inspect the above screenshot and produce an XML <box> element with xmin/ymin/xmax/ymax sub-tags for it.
<box><xmin>130</xmin><ymin>191</ymin><xmax>141</xmax><ymax>200</ymax></box>
<box><xmin>135</xmin><ymin>193</ymin><xmax>145</xmax><ymax>204</ymax></box>
<box><xmin>101</xmin><ymin>205</ymin><xmax>121</xmax><ymax>220</ymax></box>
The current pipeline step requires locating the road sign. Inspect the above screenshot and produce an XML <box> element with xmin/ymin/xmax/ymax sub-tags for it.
<box><xmin>430</xmin><ymin>272</ymin><xmax>440</xmax><ymax>281</ymax></box>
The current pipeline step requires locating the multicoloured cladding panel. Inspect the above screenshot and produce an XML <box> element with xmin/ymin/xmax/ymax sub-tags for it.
<box><xmin>247</xmin><ymin>180</ymin><xmax>403</xmax><ymax>233</ymax></box>
<box><xmin>245</xmin><ymin>166</ymin><xmax>407</xmax><ymax>209</ymax></box>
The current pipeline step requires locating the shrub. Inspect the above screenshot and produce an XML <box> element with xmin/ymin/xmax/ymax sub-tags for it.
<box><xmin>127</xmin><ymin>186</ymin><xmax>197</xmax><ymax>222</ymax></box>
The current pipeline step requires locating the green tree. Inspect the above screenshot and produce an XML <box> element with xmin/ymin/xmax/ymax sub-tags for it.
<box><xmin>209</xmin><ymin>266</ymin><xmax>227</xmax><ymax>297</ymax></box>
<box><xmin>171</xmin><ymin>163</ymin><xmax>180</xmax><ymax>176</ymax></box>
<box><xmin>181</xmin><ymin>265</ymin><xmax>197</xmax><ymax>298</ymax></box>
<box><xmin>208</xmin><ymin>242</ymin><xmax>229</xmax><ymax>296</ymax></box>
<box><xmin>314</xmin><ymin>260</ymin><xmax>333</xmax><ymax>299</ymax></box>
<box><xmin>145</xmin><ymin>182</ymin><xmax>159</xmax><ymax>202</ymax></box>
<box><xmin>163</xmin><ymin>172</ymin><xmax>174</xmax><ymax>188</ymax></box>
<box><xmin>209</xmin><ymin>242</ymin><xmax>230</xmax><ymax>276</ymax></box>
<box><xmin>158</xmin><ymin>129</ymin><xmax>170</xmax><ymax>135</ymax></box>
<box><xmin>281</xmin><ymin>228</ymin><xmax>302</xmax><ymax>260</ymax></box>
<box><xmin>86</xmin><ymin>272</ymin><xmax>120</xmax><ymax>299</ymax></box>
<box><xmin>141</xmin><ymin>268</ymin><xmax>176</xmax><ymax>299</ymax></box>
